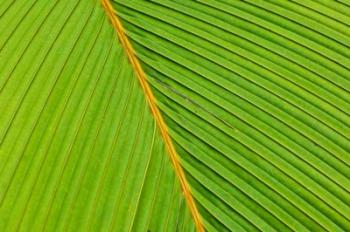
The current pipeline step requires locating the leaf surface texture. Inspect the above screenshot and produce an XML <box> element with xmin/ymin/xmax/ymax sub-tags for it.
<box><xmin>1</xmin><ymin>0</ymin><xmax>350</xmax><ymax>231</ymax></box>
<box><xmin>112</xmin><ymin>0</ymin><xmax>350</xmax><ymax>231</ymax></box>
<box><xmin>0</xmin><ymin>0</ymin><xmax>195</xmax><ymax>231</ymax></box>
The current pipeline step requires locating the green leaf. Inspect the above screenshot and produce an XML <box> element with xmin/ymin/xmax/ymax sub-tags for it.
<box><xmin>0</xmin><ymin>0</ymin><xmax>194</xmax><ymax>231</ymax></box>
<box><xmin>1</xmin><ymin>0</ymin><xmax>350</xmax><ymax>231</ymax></box>
<box><xmin>113</xmin><ymin>0</ymin><xmax>350</xmax><ymax>231</ymax></box>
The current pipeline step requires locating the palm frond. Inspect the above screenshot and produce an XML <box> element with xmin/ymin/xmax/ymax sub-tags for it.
<box><xmin>1</xmin><ymin>0</ymin><xmax>349</xmax><ymax>231</ymax></box>
<box><xmin>113</xmin><ymin>0</ymin><xmax>350</xmax><ymax>231</ymax></box>
<box><xmin>0</xmin><ymin>0</ymin><xmax>194</xmax><ymax>231</ymax></box>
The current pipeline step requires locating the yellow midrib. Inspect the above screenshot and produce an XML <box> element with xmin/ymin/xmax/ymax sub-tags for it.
<box><xmin>100</xmin><ymin>0</ymin><xmax>205</xmax><ymax>231</ymax></box>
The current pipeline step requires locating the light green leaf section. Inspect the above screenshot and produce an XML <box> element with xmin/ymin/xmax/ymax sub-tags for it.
<box><xmin>113</xmin><ymin>0</ymin><xmax>350</xmax><ymax>231</ymax></box>
<box><xmin>0</xmin><ymin>0</ymin><xmax>195</xmax><ymax>231</ymax></box>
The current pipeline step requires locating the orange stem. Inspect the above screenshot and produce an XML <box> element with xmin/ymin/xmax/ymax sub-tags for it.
<box><xmin>101</xmin><ymin>0</ymin><xmax>205</xmax><ymax>231</ymax></box>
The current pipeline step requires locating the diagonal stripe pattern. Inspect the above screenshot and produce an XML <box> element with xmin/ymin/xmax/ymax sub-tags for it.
<box><xmin>113</xmin><ymin>0</ymin><xmax>350</xmax><ymax>231</ymax></box>
<box><xmin>0</xmin><ymin>0</ymin><xmax>195</xmax><ymax>231</ymax></box>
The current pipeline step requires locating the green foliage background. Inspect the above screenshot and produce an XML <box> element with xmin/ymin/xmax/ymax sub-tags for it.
<box><xmin>1</xmin><ymin>0</ymin><xmax>350</xmax><ymax>231</ymax></box>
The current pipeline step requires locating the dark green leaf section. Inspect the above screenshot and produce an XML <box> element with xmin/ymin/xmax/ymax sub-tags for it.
<box><xmin>114</xmin><ymin>0</ymin><xmax>350</xmax><ymax>231</ymax></box>
<box><xmin>0</xmin><ymin>0</ymin><xmax>195</xmax><ymax>231</ymax></box>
